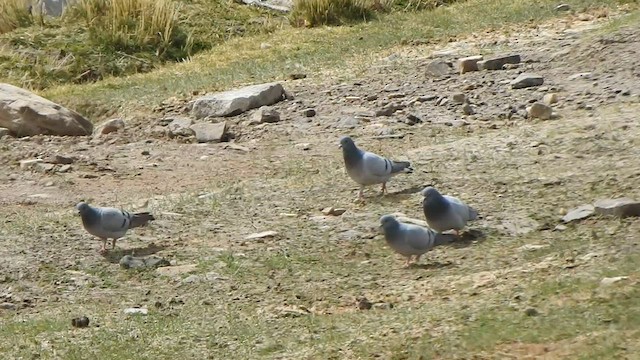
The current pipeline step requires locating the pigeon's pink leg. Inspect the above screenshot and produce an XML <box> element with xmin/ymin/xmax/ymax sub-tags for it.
<box><xmin>99</xmin><ymin>238</ymin><xmax>108</xmax><ymax>254</ymax></box>
<box><xmin>112</xmin><ymin>238</ymin><xmax>117</xmax><ymax>250</ymax></box>
<box><xmin>414</xmin><ymin>254</ymin><xmax>421</xmax><ymax>264</ymax></box>
<box><xmin>381</xmin><ymin>182</ymin><xmax>387</xmax><ymax>195</ymax></box>
<box><xmin>404</xmin><ymin>257</ymin><xmax>412</xmax><ymax>268</ymax></box>
<box><xmin>357</xmin><ymin>187</ymin><xmax>365</xmax><ymax>201</ymax></box>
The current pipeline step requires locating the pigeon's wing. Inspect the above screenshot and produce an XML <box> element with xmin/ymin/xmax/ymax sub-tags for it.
<box><xmin>444</xmin><ymin>195</ymin><xmax>478</xmax><ymax>222</ymax></box>
<box><xmin>361</xmin><ymin>151</ymin><xmax>393</xmax><ymax>177</ymax></box>
<box><xmin>98</xmin><ymin>207</ymin><xmax>131</xmax><ymax>233</ymax></box>
<box><xmin>403</xmin><ymin>224</ymin><xmax>435</xmax><ymax>252</ymax></box>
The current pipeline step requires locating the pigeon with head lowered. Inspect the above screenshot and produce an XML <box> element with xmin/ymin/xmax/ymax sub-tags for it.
<box><xmin>379</xmin><ymin>214</ymin><xmax>450</xmax><ymax>267</ymax></box>
<box><xmin>421</xmin><ymin>186</ymin><xmax>477</xmax><ymax>235</ymax></box>
<box><xmin>339</xmin><ymin>136</ymin><xmax>413</xmax><ymax>200</ymax></box>
<box><xmin>76</xmin><ymin>201</ymin><xmax>155</xmax><ymax>253</ymax></box>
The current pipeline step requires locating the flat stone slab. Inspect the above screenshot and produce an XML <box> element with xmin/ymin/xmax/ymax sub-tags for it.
<box><xmin>594</xmin><ymin>198</ymin><xmax>640</xmax><ymax>218</ymax></box>
<box><xmin>191</xmin><ymin>82</ymin><xmax>285</xmax><ymax>118</ymax></box>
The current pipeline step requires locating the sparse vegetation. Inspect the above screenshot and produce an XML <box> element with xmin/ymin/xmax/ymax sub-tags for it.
<box><xmin>1</xmin><ymin>2</ymin><xmax>640</xmax><ymax>357</ymax></box>
<box><xmin>0</xmin><ymin>0</ymin><xmax>287</xmax><ymax>89</ymax></box>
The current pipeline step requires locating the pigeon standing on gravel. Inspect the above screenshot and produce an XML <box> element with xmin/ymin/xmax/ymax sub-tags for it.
<box><xmin>421</xmin><ymin>186</ymin><xmax>477</xmax><ymax>235</ymax></box>
<box><xmin>339</xmin><ymin>136</ymin><xmax>413</xmax><ymax>200</ymax></box>
<box><xmin>379</xmin><ymin>214</ymin><xmax>450</xmax><ymax>267</ymax></box>
<box><xmin>76</xmin><ymin>201</ymin><xmax>155</xmax><ymax>253</ymax></box>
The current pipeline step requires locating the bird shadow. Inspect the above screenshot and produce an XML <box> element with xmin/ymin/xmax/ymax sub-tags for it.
<box><xmin>102</xmin><ymin>243</ymin><xmax>167</xmax><ymax>264</ymax></box>
<box><xmin>389</xmin><ymin>184</ymin><xmax>430</xmax><ymax>196</ymax></box>
<box><xmin>446</xmin><ymin>229</ymin><xmax>486</xmax><ymax>249</ymax></box>
<box><xmin>405</xmin><ymin>261</ymin><xmax>454</xmax><ymax>270</ymax></box>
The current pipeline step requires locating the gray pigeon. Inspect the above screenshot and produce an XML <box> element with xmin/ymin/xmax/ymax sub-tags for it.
<box><xmin>76</xmin><ymin>201</ymin><xmax>155</xmax><ymax>253</ymax></box>
<box><xmin>421</xmin><ymin>186</ymin><xmax>478</xmax><ymax>235</ymax></box>
<box><xmin>339</xmin><ymin>136</ymin><xmax>413</xmax><ymax>200</ymax></box>
<box><xmin>379</xmin><ymin>214</ymin><xmax>450</xmax><ymax>267</ymax></box>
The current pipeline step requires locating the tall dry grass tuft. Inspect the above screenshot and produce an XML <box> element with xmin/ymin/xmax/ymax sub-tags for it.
<box><xmin>67</xmin><ymin>0</ymin><xmax>192</xmax><ymax>58</ymax></box>
<box><xmin>0</xmin><ymin>0</ymin><xmax>34</xmax><ymax>34</ymax></box>
<box><xmin>290</xmin><ymin>0</ymin><xmax>388</xmax><ymax>27</ymax></box>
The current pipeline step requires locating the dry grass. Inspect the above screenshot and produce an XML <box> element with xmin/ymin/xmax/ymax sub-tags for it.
<box><xmin>67</xmin><ymin>0</ymin><xmax>192</xmax><ymax>57</ymax></box>
<box><xmin>0</xmin><ymin>0</ymin><xmax>34</xmax><ymax>34</ymax></box>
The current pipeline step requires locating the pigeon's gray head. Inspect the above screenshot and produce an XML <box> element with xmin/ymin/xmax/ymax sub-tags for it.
<box><xmin>379</xmin><ymin>214</ymin><xmax>400</xmax><ymax>231</ymax></box>
<box><xmin>75</xmin><ymin>201</ymin><xmax>90</xmax><ymax>215</ymax></box>
<box><xmin>338</xmin><ymin>136</ymin><xmax>356</xmax><ymax>149</ymax></box>
<box><xmin>421</xmin><ymin>186</ymin><xmax>441</xmax><ymax>199</ymax></box>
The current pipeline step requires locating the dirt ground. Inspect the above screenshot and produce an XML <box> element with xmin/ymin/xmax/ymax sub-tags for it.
<box><xmin>1</xmin><ymin>9</ymin><xmax>639</xmax><ymax>359</ymax></box>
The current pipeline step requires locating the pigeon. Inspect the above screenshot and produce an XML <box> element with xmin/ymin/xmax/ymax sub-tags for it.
<box><xmin>339</xmin><ymin>136</ymin><xmax>413</xmax><ymax>200</ymax></box>
<box><xmin>379</xmin><ymin>214</ymin><xmax>450</xmax><ymax>267</ymax></box>
<box><xmin>421</xmin><ymin>186</ymin><xmax>478</xmax><ymax>235</ymax></box>
<box><xmin>75</xmin><ymin>201</ymin><xmax>155</xmax><ymax>253</ymax></box>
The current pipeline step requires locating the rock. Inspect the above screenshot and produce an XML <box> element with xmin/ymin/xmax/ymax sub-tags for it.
<box><xmin>294</xmin><ymin>143</ymin><xmax>311</xmax><ymax>150</ymax></box>
<box><xmin>405</xmin><ymin>114</ymin><xmax>422</xmax><ymax>125</ymax></box>
<box><xmin>94</xmin><ymin>118</ymin><xmax>124</xmax><ymax>136</ymax></box>
<box><xmin>251</xmin><ymin>107</ymin><xmax>281</xmax><ymax>123</ymax></box>
<box><xmin>518</xmin><ymin>244</ymin><xmax>549</xmax><ymax>251</ymax></box>
<box><xmin>245</xmin><ymin>231</ymin><xmax>278</xmax><ymax>241</ymax></box>
<box><xmin>238</xmin><ymin>0</ymin><xmax>292</xmax><ymax>12</ymax></box>
<box><xmin>190</xmin><ymin>122</ymin><xmax>228</xmax><ymax>143</ymax></box>
<box><xmin>556</xmin><ymin>3</ymin><xmax>571</xmax><ymax>11</ymax></box>
<box><xmin>167</xmin><ymin>117</ymin><xmax>194</xmax><ymax>137</ymax></box>
<box><xmin>335</xmin><ymin>117</ymin><xmax>360</xmax><ymax>129</ymax></box>
<box><xmin>321</xmin><ymin>207</ymin><xmax>346</xmax><ymax>216</ymax></box>
<box><xmin>19</xmin><ymin>159</ymin><xmax>43</xmax><ymax>170</ymax></box>
<box><xmin>600</xmin><ymin>276</ymin><xmax>628</xmax><ymax>287</ymax></box>
<box><xmin>462</xmin><ymin>103</ymin><xmax>475</xmax><ymax>115</ymax></box>
<box><xmin>425</xmin><ymin>60</ymin><xmax>452</xmax><ymax>77</ymax></box>
<box><xmin>119</xmin><ymin>255</ymin><xmax>171</xmax><ymax>269</ymax></box>
<box><xmin>543</xmin><ymin>93</ymin><xmax>559</xmax><ymax>105</ymax></box>
<box><xmin>0</xmin><ymin>302</ymin><xmax>16</xmax><ymax>310</ymax></box>
<box><xmin>123</xmin><ymin>307</ymin><xmax>148</xmax><ymax>315</ymax></box>
<box><xmin>356</xmin><ymin>296</ymin><xmax>373</xmax><ymax>310</ymax></box>
<box><xmin>52</xmin><ymin>155</ymin><xmax>74</xmax><ymax>165</ymax></box>
<box><xmin>458</xmin><ymin>55</ymin><xmax>483</xmax><ymax>74</ymax></box>
<box><xmin>511</xmin><ymin>73</ymin><xmax>544</xmax><ymax>89</ymax></box>
<box><xmin>260</xmin><ymin>42</ymin><xmax>272</xmax><ymax>49</ymax></box>
<box><xmin>302</xmin><ymin>108</ymin><xmax>316</xmax><ymax>117</ymax></box>
<box><xmin>568</xmin><ymin>72</ymin><xmax>592</xmax><ymax>80</ymax></box>
<box><xmin>156</xmin><ymin>264</ymin><xmax>198</xmax><ymax>277</ymax></box>
<box><xmin>0</xmin><ymin>127</ymin><xmax>11</xmax><ymax>138</ymax></box>
<box><xmin>562</xmin><ymin>204</ymin><xmax>595</xmax><ymax>223</ymax></box>
<box><xmin>34</xmin><ymin>162</ymin><xmax>56</xmax><ymax>173</ymax></box>
<box><xmin>527</xmin><ymin>103</ymin><xmax>553</xmax><ymax>120</ymax></box>
<box><xmin>71</xmin><ymin>316</ymin><xmax>90</xmax><ymax>328</ymax></box>
<box><xmin>524</xmin><ymin>308</ymin><xmax>539</xmax><ymax>317</ymax></box>
<box><xmin>0</xmin><ymin>83</ymin><xmax>93</xmax><ymax>136</ymax></box>
<box><xmin>478</xmin><ymin>54</ymin><xmax>521</xmax><ymax>71</ymax></box>
<box><xmin>451</xmin><ymin>93</ymin><xmax>467</xmax><ymax>104</ymax></box>
<box><xmin>594</xmin><ymin>198</ymin><xmax>640</xmax><ymax>218</ymax></box>
<box><xmin>57</xmin><ymin>164</ymin><xmax>72</xmax><ymax>173</ymax></box>
<box><xmin>191</xmin><ymin>82</ymin><xmax>285</xmax><ymax>118</ymax></box>
<box><xmin>365</xmin><ymin>302</ymin><xmax>390</xmax><ymax>311</ymax></box>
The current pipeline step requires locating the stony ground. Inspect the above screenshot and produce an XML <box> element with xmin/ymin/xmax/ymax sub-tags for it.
<box><xmin>1</xmin><ymin>9</ymin><xmax>640</xmax><ymax>359</ymax></box>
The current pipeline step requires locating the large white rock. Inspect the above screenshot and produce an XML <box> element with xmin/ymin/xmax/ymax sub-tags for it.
<box><xmin>191</xmin><ymin>82</ymin><xmax>285</xmax><ymax>119</ymax></box>
<box><xmin>0</xmin><ymin>83</ymin><xmax>93</xmax><ymax>136</ymax></box>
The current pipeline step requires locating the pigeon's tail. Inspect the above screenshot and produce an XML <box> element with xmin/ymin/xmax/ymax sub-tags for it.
<box><xmin>468</xmin><ymin>206</ymin><xmax>479</xmax><ymax>221</ymax></box>
<box><xmin>433</xmin><ymin>233</ymin><xmax>456</xmax><ymax>247</ymax></box>
<box><xmin>129</xmin><ymin>212</ymin><xmax>155</xmax><ymax>229</ymax></box>
<box><xmin>390</xmin><ymin>161</ymin><xmax>413</xmax><ymax>174</ymax></box>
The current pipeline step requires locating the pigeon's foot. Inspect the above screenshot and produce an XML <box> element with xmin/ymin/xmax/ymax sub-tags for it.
<box><xmin>413</xmin><ymin>254</ymin><xmax>422</xmax><ymax>264</ymax></box>
<box><xmin>404</xmin><ymin>257</ymin><xmax>412</xmax><ymax>268</ymax></box>
<box><xmin>111</xmin><ymin>238</ymin><xmax>117</xmax><ymax>250</ymax></box>
<box><xmin>380</xmin><ymin>182</ymin><xmax>387</xmax><ymax>195</ymax></box>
